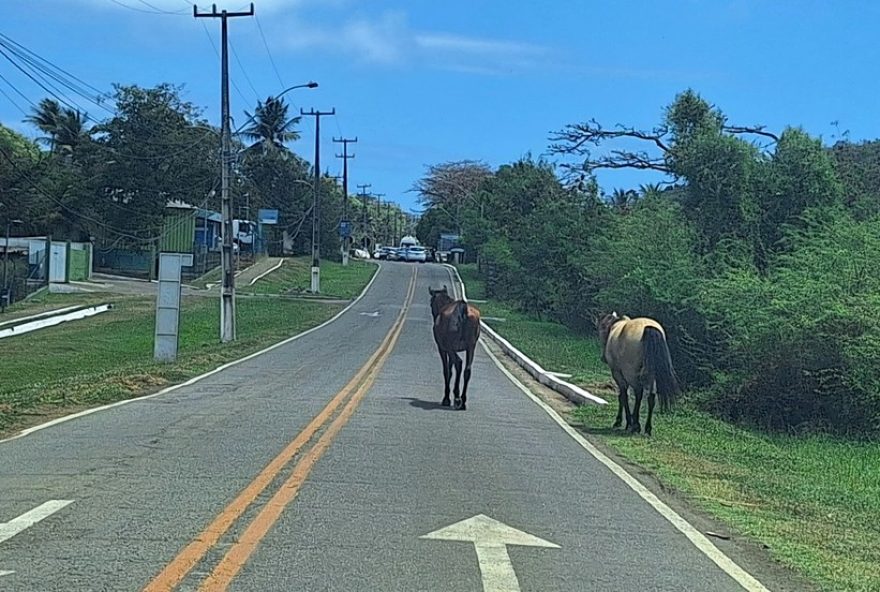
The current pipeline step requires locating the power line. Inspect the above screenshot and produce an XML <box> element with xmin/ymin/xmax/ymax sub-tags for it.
<box><xmin>229</xmin><ymin>38</ymin><xmax>260</xmax><ymax>102</ymax></box>
<box><xmin>254</xmin><ymin>14</ymin><xmax>284</xmax><ymax>88</ymax></box>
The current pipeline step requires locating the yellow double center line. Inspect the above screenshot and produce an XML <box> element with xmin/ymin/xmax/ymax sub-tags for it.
<box><xmin>144</xmin><ymin>266</ymin><xmax>418</xmax><ymax>592</ymax></box>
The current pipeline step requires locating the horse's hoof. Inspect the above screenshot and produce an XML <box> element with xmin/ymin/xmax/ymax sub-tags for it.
<box><xmin>612</xmin><ymin>420</ymin><xmax>622</xmax><ymax>429</ymax></box>
<box><xmin>644</xmin><ymin>425</ymin><xmax>652</xmax><ymax>436</ymax></box>
<box><xmin>454</xmin><ymin>398</ymin><xmax>463</xmax><ymax>410</ymax></box>
<box><xmin>629</xmin><ymin>424</ymin><xmax>642</xmax><ymax>434</ymax></box>
<box><xmin>441</xmin><ymin>398</ymin><xmax>451</xmax><ymax>407</ymax></box>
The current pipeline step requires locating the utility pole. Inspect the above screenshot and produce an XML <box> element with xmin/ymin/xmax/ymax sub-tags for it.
<box><xmin>333</xmin><ymin>136</ymin><xmax>357</xmax><ymax>265</ymax></box>
<box><xmin>373</xmin><ymin>193</ymin><xmax>385</xmax><ymax>247</ymax></box>
<box><xmin>357</xmin><ymin>183</ymin><xmax>371</xmax><ymax>251</ymax></box>
<box><xmin>194</xmin><ymin>2</ymin><xmax>253</xmax><ymax>343</ymax></box>
<box><xmin>301</xmin><ymin>108</ymin><xmax>335</xmax><ymax>293</ymax></box>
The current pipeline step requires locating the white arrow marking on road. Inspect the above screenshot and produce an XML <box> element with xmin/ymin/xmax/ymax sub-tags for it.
<box><xmin>359</xmin><ymin>311</ymin><xmax>380</xmax><ymax>317</ymax></box>
<box><xmin>0</xmin><ymin>500</ymin><xmax>74</xmax><ymax>545</ymax></box>
<box><xmin>421</xmin><ymin>514</ymin><xmax>559</xmax><ymax>592</ymax></box>
<box><xmin>0</xmin><ymin>570</ymin><xmax>13</xmax><ymax>577</ymax></box>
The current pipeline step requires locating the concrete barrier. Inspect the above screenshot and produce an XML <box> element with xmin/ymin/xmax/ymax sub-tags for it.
<box><xmin>442</xmin><ymin>264</ymin><xmax>607</xmax><ymax>407</ymax></box>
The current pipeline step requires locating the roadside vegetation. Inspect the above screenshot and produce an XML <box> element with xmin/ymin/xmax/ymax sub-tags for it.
<box><xmin>458</xmin><ymin>264</ymin><xmax>880</xmax><ymax>592</ymax></box>
<box><xmin>243</xmin><ymin>257</ymin><xmax>376</xmax><ymax>299</ymax></box>
<box><xmin>429</xmin><ymin>88</ymin><xmax>880</xmax><ymax>592</ymax></box>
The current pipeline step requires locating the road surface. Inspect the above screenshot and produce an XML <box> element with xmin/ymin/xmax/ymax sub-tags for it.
<box><xmin>0</xmin><ymin>262</ymin><xmax>775</xmax><ymax>591</ymax></box>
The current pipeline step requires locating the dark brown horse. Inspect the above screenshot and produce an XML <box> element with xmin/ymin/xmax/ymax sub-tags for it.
<box><xmin>597</xmin><ymin>311</ymin><xmax>679</xmax><ymax>435</ymax></box>
<box><xmin>429</xmin><ymin>285</ymin><xmax>481</xmax><ymax>410</ymax></box>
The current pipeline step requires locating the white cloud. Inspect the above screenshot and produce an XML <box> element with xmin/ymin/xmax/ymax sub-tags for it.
<box><xmin>282</xmin><ymin>10</ymin><xmax>551</xmax><ymax>73</ymax></box>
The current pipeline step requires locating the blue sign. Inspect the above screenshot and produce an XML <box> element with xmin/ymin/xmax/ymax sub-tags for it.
<box><xmin>258</xmin><ymin>209</ymin><xmax>279</xmax><ymax>225</ymax></box>
<box><xmin>339</xmin><ymin>220</ymin><xmax>352</xmax><ymax>238</ymax></box>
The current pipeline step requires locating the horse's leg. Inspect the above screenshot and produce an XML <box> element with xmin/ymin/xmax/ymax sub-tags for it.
<box><xmin>645</xmin><ymin>387</ymin><xmax>657</xmax><ymax>436</ymax></box>
<box><xmin>439</xmin><ymin>350</ymin><xmax>451</xmax><ymax>406</ymax></box>
<box><xmin>452</xmin><ymin>352</ymin><xmax>464</xmax><ymax>409</ymax></box>
<box><xmin>630</xmin><ymin>383</ymin><xmax>644</xmax><ymax>434</ymax></box>
<box><xmin>611</xmin><ymin>371</ymin><xmax>630</xmax><ymax>430</ymax></box>
<box><xmin>459</xmin><ymin>345</ymin><xmax>474</xmax><ymax>411</ymax></box>
<box><xmin>612</xmin><ymin>381</ymin><xmax>625</xmax><ymax>428</ymax></box>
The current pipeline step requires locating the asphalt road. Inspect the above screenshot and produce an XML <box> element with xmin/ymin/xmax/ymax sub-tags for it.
<box><xmin>0</xmin><ymin>262</ymin><xmax>767</xmax><ymax>591</ymax></box>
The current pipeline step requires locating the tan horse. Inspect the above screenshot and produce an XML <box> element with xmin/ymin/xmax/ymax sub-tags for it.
<box><xmin>597</xmin><ymin>312</ymin><xmax>679</xmax><ymax>435</ymax></box>
<box><xmin>429</xmin><ymin>286</ymin><xmax>481</xmax><ymax>410</ymax></box>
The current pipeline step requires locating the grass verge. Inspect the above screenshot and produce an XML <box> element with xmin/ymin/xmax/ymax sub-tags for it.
<box><xmin>456</xmin><ymin>263</ymin><xmax>880</xmax><ymax>592</ymax></box>
<box><xmin>0</xmin><ymin>290</ymin><xmax>352</xmax><ymax>438</ymax></box>
<box><xmin>243</xmin><ymin>257</ymin><xmax>376</xmax><ymax>299</ymax></box>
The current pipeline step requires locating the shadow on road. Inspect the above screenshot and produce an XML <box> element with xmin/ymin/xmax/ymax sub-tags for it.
<box><xmin>400</xmin><ymin>397</ymin><xmax>455</xmax><ymax>411</ymax></box>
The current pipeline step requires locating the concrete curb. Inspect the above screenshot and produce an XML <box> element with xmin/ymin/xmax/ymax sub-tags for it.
<box><xmin>442</xmin><ymin>264</ymin><xmax>607</xmax><ymax>407</ymax></box>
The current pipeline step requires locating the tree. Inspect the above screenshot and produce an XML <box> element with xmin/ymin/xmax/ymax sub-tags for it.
<box><xmin>91</xmin><ymin>83</ymin><xmax>220</xmax><ymax>243</ymax></box>
<box><xmin>25</xmin><ymin>98</ymin><xmax>91</xmax><ymax>157</ymax></box>
<box><xmin>412</xmin><ymin>160</ymin><xmax>492</xmax><ymax>220</ymax></box>
<box><xmin>548</xmin><ymin>89</ymin><xmax>779</xmax><ymax>182</ymax></box>
<box><xmin>241</xmin><ymin>96</ymin><xmax>300</xmax><ymax>154</ymax></box>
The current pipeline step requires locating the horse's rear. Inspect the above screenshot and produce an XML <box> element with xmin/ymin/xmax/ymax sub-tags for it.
<box><xmin>599</xmin><ymin>312</ymin><xmax>679</xmax><ymax>434</ymax></box>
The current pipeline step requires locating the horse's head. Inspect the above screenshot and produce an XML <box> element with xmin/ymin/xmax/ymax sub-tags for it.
<box><xmin>429</xmin><ymin>285</ymin><xmax>452</xmax><ymax>319</ymax></box>
<box><xmin>597</xmin><ymin>311</ymin><xmax>623</xmax><ymax>344</ymax></box>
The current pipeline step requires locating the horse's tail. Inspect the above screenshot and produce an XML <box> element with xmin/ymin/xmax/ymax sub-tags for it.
<box><xmin>642</xmin><ymin>326</ymin><xmax>680</xmax><ymax>412</ymax></box>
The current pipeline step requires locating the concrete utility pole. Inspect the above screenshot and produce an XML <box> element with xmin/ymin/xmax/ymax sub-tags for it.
<box><xmin>300</xmin><ymin>108</ymin><xmax>335</xmax><ymax>293</ymax></box>
<box><xmin>357</xmin><ymin>184</ymin><xmax>371</xmax><ymax>251</ymax></box>
<box><xmin>194</xmin><ymin>2</ymin><xmax>254</xmax><ymax>343</ymax></box>
<box><xmin>333</xmin><ymin>136</ymin><xmax>356</xmax><ymax>265</ymax></box>
<box><xmin>373</xmin><ymin>193</ymin><xmax>385</xmax><ymax>247</ymax></box>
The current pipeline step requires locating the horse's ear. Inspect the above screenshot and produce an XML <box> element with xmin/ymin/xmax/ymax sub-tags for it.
<box><xmin>442</xmin><ymin>285</ymin><xmax>448</xmax><ymax>292</ymax></box>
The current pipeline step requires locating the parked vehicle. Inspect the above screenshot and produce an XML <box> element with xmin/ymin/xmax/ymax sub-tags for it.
<box><xmin>404</xmin><ymin>246</ymin><xmax>427</xmax><ymax>263</ymax></box>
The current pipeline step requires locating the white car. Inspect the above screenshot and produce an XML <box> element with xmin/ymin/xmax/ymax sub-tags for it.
<box><xmin>404</xmin><ymin>246</ymin><xmax>427</xmax><ymax>263</ymax></box>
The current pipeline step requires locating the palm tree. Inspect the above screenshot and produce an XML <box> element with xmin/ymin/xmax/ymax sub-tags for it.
<box><xmin>54</xmin><ymin>108</ymin><xmax>89</xmax><ymax>156</ymax></box>
<box><xmin>608</xmin><ymin>188</ymin><xmax>639</xmax><ymax>212</ymax></box>
<box><xmin>241</xmin><ymin>96</ymin><xmax>301</xmax><ymax>153</ymax></box>
<box><xmin>24</xmin><ymin>98</ymin><xmax>89</xmax><ymax>157</ymax></box>
<box><xmin>25</xmin><ymin>98</ymin><xmax>63</xmax><ymax>151</ymax></box>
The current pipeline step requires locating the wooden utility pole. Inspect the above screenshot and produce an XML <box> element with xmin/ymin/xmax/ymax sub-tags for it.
<box><xmin>194</xmin><ymin>2</ymin><xmax>254</xmax><ymax>343</ymax></box>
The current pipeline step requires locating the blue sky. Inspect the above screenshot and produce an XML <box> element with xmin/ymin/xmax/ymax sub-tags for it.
<box><xmin>3</xmin><ymin>0</ymin><xmax>880</xmax><ymax>214</ymax></box>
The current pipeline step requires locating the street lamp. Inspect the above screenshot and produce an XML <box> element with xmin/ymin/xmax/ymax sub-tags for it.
<box><xmin>2</xmin><ymin>218</ymin><xmax>23</xmax><ymax>313</ymax></box>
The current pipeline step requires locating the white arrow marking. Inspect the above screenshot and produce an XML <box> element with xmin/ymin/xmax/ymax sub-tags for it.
<box><xmin>0</xmin><ymin>500</ymin><xmax>74</xmax><ymax>545</ymax></box>
<box><xmin>421</xmin><ymin>514</ymin><xmax>559</xmax><ymax>592</ymax></box>
<box><xmin>359</xmin><ymin>311</ymin><xmax>380</xmax><ymax>317</ymax></box>
<box><xmin>0</xmin><ymin>570</ymin><xmax>13</xmax><ymax>577</ymax></box>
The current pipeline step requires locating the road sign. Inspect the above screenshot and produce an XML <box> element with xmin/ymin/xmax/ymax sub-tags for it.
<box><xmin>258</xmin><ymin>209</ymin><xmax>279</xmax><ymax>225</ymax></box>
<box><xmin>339</xmin><ymin>220</ymin><xmax>352</xmax><ymax>238</ymax></box>
<box><xmin>421</xmin><ymin>514</ymin><xmax>559</xmax><ymax>592</ymax></box>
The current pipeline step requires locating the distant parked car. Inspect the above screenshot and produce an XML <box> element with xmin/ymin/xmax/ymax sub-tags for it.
<box><xmin>387</xmin><ymin>248</ymin><xmax>402</xmax><ymax>261</ymax></box>
<box><xmin>404</xmin><ymin>246</ymin><xmax>427</xmax><ymax>263</ymax></box>
<box><xmin>351</xmin><ymin>248</ymin><xmax>371</xmax><ymax>259</ymax></box>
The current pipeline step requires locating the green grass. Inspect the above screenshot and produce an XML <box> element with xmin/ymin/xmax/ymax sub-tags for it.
<box><xmin>455</xmin><ymin>263</ymin><xmax>880</xmax><ymax>592</ymax></box>
<box><xmin>244</xmin><ymin>257</ymin><xmax>376</xmax><ymax>299</ymax></box>
<box><xmin>0</xmin><ymin>294</ymin><xmax>342</xmax><ymax>437</ymax></box>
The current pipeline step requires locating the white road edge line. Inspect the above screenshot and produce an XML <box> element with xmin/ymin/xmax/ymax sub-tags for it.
<box><xmin>477</xmin><ymin>329</ymin><xmax>772</xmax><ymax>592</ymax></box>
<box><xmin>248</xmin><ymin>259</ymin><xmax>284</xmax><ymax>286</ymax></box>
<box><xmin>0</xmin><ymin>263</ymin><xmax>383</xmax><ymax>446</ymax></box>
